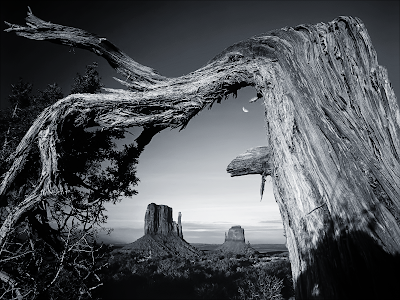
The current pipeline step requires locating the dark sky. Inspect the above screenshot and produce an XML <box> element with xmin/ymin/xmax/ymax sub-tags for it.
<box><xmin>1</xmin><ymin>1</ymin><xmax>399</xmax><ymax>244</ymax></box>
<box><xmin>2</xmin><ymin>1</ymin><xmax>399</xmax><ymax>108</ymax></box>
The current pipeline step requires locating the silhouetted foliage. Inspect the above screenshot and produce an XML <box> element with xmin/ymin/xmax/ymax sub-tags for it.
<box><xmin>70</xmin><ymin>62</ymin><xmax>103</xmax><ymax>94</ymax></box>
<box><xmin>93</xmin><ymin>251</ymin><xmax>293</xmax><ymax>299</ymax></box>
<box><xmin>0</xmin><ymin>80</ymin><xmax>63</xmax><ymax>174</ymax></box>
<box><xmin>8</xmin><ymin>79</ymin><xmax>33</xmax><ymax>109</ymax></box>
<box><xmin>0</xmin><ymin>63</ymin><xmax>143</xmax><ymax>299</ymax></box>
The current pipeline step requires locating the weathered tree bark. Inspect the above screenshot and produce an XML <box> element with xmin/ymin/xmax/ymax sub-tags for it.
<box><xmin>226</xmin><ymin>146</ymin><xmax>272</xmax><ymax>177</ymax></box>
<box><xmin>3</xmin><ymin>9</ymin><xmax>400</xmax><ymax>299</ymax></box>
<box><xmin>226</xmin><ymin>146</ymin><xmax>272</xmax><ymax>199</ymax></box>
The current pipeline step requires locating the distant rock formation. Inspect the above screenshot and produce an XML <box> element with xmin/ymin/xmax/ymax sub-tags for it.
<box><xmin>117</xmin><ymin>203</ymin><xmax>199</xmax><ymax>258</ymax></box>
<box><xmin>144</xmin><ymin>203</ymin><xmax>183</xmax><ymax>238</ymax></box>
<box><xmin>177</xmin><ymin>212</ymin><xmax>182</xmax><ymax>238</ymax></box>
<box><xmin>217</xmin><ymin>226</ymin><xmax>256</xmax><ymax>255</ymax></box>
<box><xmin>225</xmin><ymin>225</ymin><xmax>245</xmax><ymax>242</ymax></box>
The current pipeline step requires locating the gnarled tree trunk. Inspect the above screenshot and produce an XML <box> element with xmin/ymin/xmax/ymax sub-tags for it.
<box><xmin>3</xmin><ymin>9</ymin><xmax>400</xmax><ymax>299</ymax></box>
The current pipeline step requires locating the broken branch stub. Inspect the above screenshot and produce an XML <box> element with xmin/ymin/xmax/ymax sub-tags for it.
<box><xmin>226</xmin><ymin>146</ymin><xmax>272</xmax><ymax>177</ymax></box>
<box><xmin>226</xmin><ymin>146</ymin><xmax>272</xmax><ymax>200</ymax></box>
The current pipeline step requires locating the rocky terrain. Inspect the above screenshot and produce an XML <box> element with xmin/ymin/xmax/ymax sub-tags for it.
<box><xmin>115</xmin><ymin>203</ymin><xmax>200</xmax><ymax>258</ymax></box>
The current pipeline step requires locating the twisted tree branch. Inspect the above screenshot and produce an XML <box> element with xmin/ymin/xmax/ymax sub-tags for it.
<box><xmin>4</xmin><ymin>7</ymin><xmax>165</xmax><ymax>88</ymax></box>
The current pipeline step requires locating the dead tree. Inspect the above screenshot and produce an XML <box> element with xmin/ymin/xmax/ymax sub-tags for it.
<box><xmin>3</xmin><ymin>8</ymin><xmax>400</xmax><ymax>299</ymax></box>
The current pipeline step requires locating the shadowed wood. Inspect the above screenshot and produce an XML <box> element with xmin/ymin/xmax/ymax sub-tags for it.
<box><xmin>2</xmin><ymin>9</ymin><xmax>400</xmax><ymax>299</ymax></box>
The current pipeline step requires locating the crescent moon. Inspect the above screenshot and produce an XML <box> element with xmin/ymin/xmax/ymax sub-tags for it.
<box><xmin>242</xmin><ymin>107</ymin><xmax>249</xmax><ymax>112</ymax></box>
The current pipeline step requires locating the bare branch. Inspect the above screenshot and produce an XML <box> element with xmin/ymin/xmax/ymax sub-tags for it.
<box><xmin>0</xmin><ymin>250</ymin><xmax>34</xmax><ymax>263</ymax></box>
<box><xmin>0</xmin><ymin>271</ymin><xmax>22</xmax><ymax>300</ymax></box>
<box><xmin>4</xmin><ymin>9</ymin><xmax>166</xmax><ymax>87</ymax></box>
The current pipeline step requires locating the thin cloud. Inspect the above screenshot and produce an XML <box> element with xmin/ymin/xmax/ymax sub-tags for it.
<box><xmin>259</xmin><ymin>220</ymin><xmax>283</xmax><ymax>224</ymax></box>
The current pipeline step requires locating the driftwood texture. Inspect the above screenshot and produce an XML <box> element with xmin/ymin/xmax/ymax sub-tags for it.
<box><xmin>3</xmin><ymin>9</ymin><xmax>400</xmax><ymax>299</ymax></box>
<box><xmin>226</xmin><ymin>146</ymin><xmax>272</xmax><ymax>200</ymax></box>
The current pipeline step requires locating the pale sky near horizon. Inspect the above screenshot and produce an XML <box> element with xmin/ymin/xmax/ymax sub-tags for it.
<box><xmin>1</xmin><ymin>1</ymin><xmax>399</xmax><ymax>244</ymax></box>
